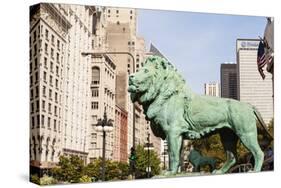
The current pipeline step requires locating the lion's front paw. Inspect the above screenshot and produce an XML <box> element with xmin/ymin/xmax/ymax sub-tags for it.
<box><xmin>163</xmin><ymin>170</ymin><xmax>177</xmax><ymax>176</ymax></box>
<box><xmin>212</xmin><ymin>169</ymin><xmax>223</xmax><ymax>175</ymax></box>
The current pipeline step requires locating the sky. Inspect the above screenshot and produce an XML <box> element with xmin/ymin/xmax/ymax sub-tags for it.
<box><xmin>137</xmin><ymin>9</ymin><xmax>267</xmax><ymax>94</ymax></box>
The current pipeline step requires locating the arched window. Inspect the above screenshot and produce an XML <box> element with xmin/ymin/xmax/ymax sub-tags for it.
<box><xmin>92</xmin><ymin>67</ymin><xmax>100</xmax><ymax>84</ymax></box>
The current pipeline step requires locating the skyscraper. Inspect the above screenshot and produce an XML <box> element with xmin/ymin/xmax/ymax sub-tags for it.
<box><xmin>237</xmin><ymin>39</ymin><xmax>273</xmax><ymax>124</ymax></box>
<box><xmin>220</xmin><ymin>63</ymin><xmax>238</xmax><ymax>99</ymax></box>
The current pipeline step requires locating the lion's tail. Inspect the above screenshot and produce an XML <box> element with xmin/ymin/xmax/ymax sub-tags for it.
<box><xmin>253</xmin><ymin>106</ymin><xmax>273</xmax><ymax>143</ymax></box>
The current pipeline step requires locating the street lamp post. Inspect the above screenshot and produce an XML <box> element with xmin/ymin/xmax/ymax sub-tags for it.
<box><xmin>95</xmin><ymin>108</ymin><xmax>114</xmax><ymax>181</ymax></box>
<box><xmin>144</xmin><ymin>126</ymin><xmax>153</xmax><ymax>178</ymax></box>
<box><xmin>81</xmin><ymin>51</ymin><xmax>136</xmax><ymax>149</ymax></box>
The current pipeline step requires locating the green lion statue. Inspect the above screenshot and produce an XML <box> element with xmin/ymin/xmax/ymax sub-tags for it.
<box><xmin>128</xmin><ymin>56</ymin><xmax>272</xmax><ymax>175</ymax></box>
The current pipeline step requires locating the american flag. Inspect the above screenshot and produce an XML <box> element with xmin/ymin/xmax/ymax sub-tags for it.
<box><xmin>257</xmin><ymin>40</ymin><xmax>271</xmax><ymax>79</ymax></box>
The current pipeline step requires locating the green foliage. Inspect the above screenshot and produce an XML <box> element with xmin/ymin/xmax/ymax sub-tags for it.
<box><xmin>39</xmin><ymin>175</ymin><xmax>57</xmax><ymax>185</ymax></box>
<box><xmin>267</xmin><ymin>118</ymin><xmax>274</xmax><ymax>148</ymax></box>
<box><xmin>192</xmin><ymin>134</ymin><xmax>225</xmax><ymax>162</ymax></box>
<box><xmin>191</xmin><ymin>134</ymin><xmax>249</xmax><ymax>165</ymax></box>
<box><xmin>84</xmin><ymin>158</ymin><xmax>129</xmax><ymax>181</ymax></box>
<box><xmin>79</xmin><ymin>175</ymin><xmax>92</xmax><ymax>183</ymax></box>
<box><xmin>30</xmin><ymin>174</ymin><xmax>40</xmax><ymax>185</ymax></box>
<box><xmin>135</xmin><ymin>145</ymin><xmax>161</xmax><ymax>178</ymax></box>
<box><xmin>51</xmin><ymin>155</ymin><xmax>85</xmax><ymax>183</ymax></box>
<box><xmin>50</xmin><ymin>155</ymin><xmax>130</xmax><ymax>183</ymax></box>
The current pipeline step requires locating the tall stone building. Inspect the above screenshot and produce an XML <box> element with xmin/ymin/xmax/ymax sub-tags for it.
<box><xmin>58</xmin><ymin>4</ymin><xmax>93</xmax><ymax>163</ymax></box>
<box><xmin>88</xmin><ymin>54</ymin><xmax>116</xmax><ymax>162</ymax></box>
<box><xmin>237</xmin><ymin>39</ymin><xmax>273</xmax><ymax>124</ymax></box>
<box><xmin>220</xmin><ymin>63</ymin><xmax>238</xmax><ymax>99</ymax></box>
<box><xmin>29</xmin><ymin>3</ymin><xmax>94</xmax><ymax>174</ymax></box>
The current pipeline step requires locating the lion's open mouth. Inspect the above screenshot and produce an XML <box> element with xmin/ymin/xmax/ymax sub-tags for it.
<box><xmin>128</xmin><ymin>84</ymin><xmax>138</xmax><ymax>93</ymax></box>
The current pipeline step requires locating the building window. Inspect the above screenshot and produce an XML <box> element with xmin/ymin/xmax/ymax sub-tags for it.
<box><xmin>54</xmin><ymin>106</ymin><xmax>57</xmax><ymax>116</ymax></box>
<box><xmin>51</xmin><ymin>48</ymin><xmax>54</xmax><ymax>59</ymax></box>
<box><xmin>30</xmin><ymin>76</ymin><xmax>33</xmax><ymax>86</ymax></box>
<box><xmin>51</xmin><ymin>35</ymin><xmax>54</xmax><ymax>45</ymax></box>
<box><xmin>56</xmin><ymin>53</ymin><xmax>59</xmax><ymax>63</ymax></box>
<box><xmin>48</xmin><ymin>117</ymin><xmax>51</xmax><ymax>128</ymax></box>
<box><xmin>56</xmin><ymin>66</ymin><xmax>59</xmax><ymax>76</ymax></box>
<box><xmin>45</xmin><ymin>29</ymin><xmax>49</xmax><ymax>40</ymax></box>
<box><xmin>54</xmin><ymin>119</ymin><xmax>57</xmax><ymax>131</ymax></box>
<box><xmin>91</xmin><ymin>142</ymin><xmax>97</xmax><ymax>148</ymax></box>
<box><xmin>31</xmin><ymin>102</ymin><xmax>34</xmax><ymax>113</ymax></box>
<box><xmin>30</xmin><ymin>63</ymin><xmax>32</xmax><ymax>73</ymax></box>
<box><xmin>34</xmin><ymin>72</ymin><xmax>38</xmax><ymax>83</ymax></box>
<box><xmin>127</xmin><ymin>64</ymin><xmax>130</xmax><ymax>68</ymax></box>
<box><xmin>49</xmin><ymin>89</ymin><xmax>52</xmax><ymax>100</ymax></box>
<box><xmin>91</xmin><ymin>133</ymin><xmax>97</xmax><ymax>139</ymax></box>
<box><xmin>55</xmin><ymin>79</ymin><xmax>59</xmax><ymax>88</ymax></box>
<box><xmin>43</xmin><ymin>71</ymin><xmax>47</xmax><ymax>82</ymax></box>
<box><xmin>130</xmin><ymin>16</ymin><xmax>133</xmax><ymax>20</ymax></box>
<box><xmin>49</xmin><ymin>75</ymin><xmax>53</xmax><ymax>86</ymax></box>
<box><xmin>91</xmin><ymin>102</ymin><xmax>98</xmax><ymax>109</ymax></box>
<box><xmin>91</xmin><ymin>67</ymin><xmax>100</xmax><ymax>84</ymax></box>
<box><xmin>55</xmin><ymin>92</ymin><xmax>58</xmax><ymax>103</ymax></box>
<box><xmin>92</xmin><ymin>88</ymin><xmax>99</xmax><ymax>97</ymax></box>
<box><xmin>117</xmin><ymin>21</ymin><xmax>120</xmax><ymax>25</ymax></box>
<box><xmin>36</xmin><ymin>100</ymin><xmax>39</xmax><ymax>112</ymax></box>
<box><xmin>34</xmin><ymin>44</ymin><xmax>37</xmax><ymax>56</ymax></box>
<box><xmin>33</xmin><ymin>31</ymin><xmax>36</xmax><ymax>43</ymax></box>
<box><xmin>42</xmin><ymin>100</ymin><xmax>45</xmax><ymax>111</ymax></box>
<box><xmin>130</xmin><ymin>10</ymin><xmax>133</xmax><ymax>14</ymax></box>
<box><xmin>30</xmin><ymin>89</ymin><xmax>33</xmax><ymax>99</ymax></box>
<box><xmin>48</xmin><ymin>103</ymin><xmax>52</xmax><ymax>114</ymax></box>
<box><xmin>57</xmin><ymin>40</ymin><xmax>60</xmax><ymax>51</ymax></box>
<box><xmin>116</xmin><ymin>10</ymin><xmax>119</xmax><ymax>14</ymax></box>
<box><xmin>36</xmin><ymin>114</ymin><xmax>40</xmax><ymax>128</ymax></box>
<box><xmin>35</xmin><ymin>86</ymin><xmax>39</xmax><ymax>97</ymax></box>
<box><xmin>44</xmin><ymin>43</ymin><xmax>48</xmax><ymax>55</ymax></box>
<box><xmin>43</xmin><ymin>86</ymin><xmax>46</xmax><ymax>97</ymax></box>
<box><xmin>50</xmin><ymin>62</ymin><xmax>54</xmax><ymax>72</ymax></box>
<box><xmin>41</xmin><ymin>115</ymin><xmax>45</xmax><ymax>128</ymax></box>
<box><xmin>31</xmin><ymin>116</ymin><xmax>35</xmax><ymax>128</ymax></box>
<box><xmin>44</xmin><ymin>57</ymin><xmax>47</xmax><ymax>68</ymax></box>
<box><xmin>34</xmin><ymin>58</ymin><xmax>38</xmax><ymax>70</ymax></box>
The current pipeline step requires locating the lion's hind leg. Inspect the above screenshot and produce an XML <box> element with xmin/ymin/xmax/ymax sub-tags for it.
<box><xmin>213</xmin><ymin>128</ymin><xmax>238</xmax><ymax>174</ymax></box>
<box><xmin>239</xmin><ymin>132</ymin><xmax>264</xmax><ymax>172</ymax></box>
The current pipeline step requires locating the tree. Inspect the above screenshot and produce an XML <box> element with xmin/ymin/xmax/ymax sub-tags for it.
<box><xmin>135</xmin><ymin>145</ymin><xmax>161</xmax><ymax>178</ymax></box>
<box><xmin>30</xmin><ymin>174</ymin><xmax>40</xmax><ymax>185</ymax></box>
<box><xmin>191</xmin><ymin>133</ymin><xmax>249</xmax><ymax>167</ymax></box>
<box><xmin>79</xmin><ymin>175</ymin><xmax>92</xmax><ymax>183</ymax></box>
<box><xmin>51</xmin><ymin>155</ymin><xmax>85</xmax><ymax>183</ymax></box>
<box><xmin>39</xmin><ymin>175</ymin><xmax>57</xmax><ymax>185</ymax></box>
<box><xmin>263</xmin><ymin>118</ymin><xmax>274</xmax><ymax>150</ymax></box>
<box><xmin>84</xmin><ymin>158</ymin><xmax>129</xmax><ymax>181</ymax></box>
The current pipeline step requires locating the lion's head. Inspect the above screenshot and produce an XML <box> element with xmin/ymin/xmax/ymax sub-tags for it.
<box><xmin>128</xmin><ymin>56</ymin><xmax>185</xmax><ymax>104</ymax></box>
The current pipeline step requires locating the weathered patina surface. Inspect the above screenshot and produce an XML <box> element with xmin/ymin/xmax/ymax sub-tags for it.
<box><xmin>188</xmin><ymin>149</ymin><xmax>217</xmax><ymax>172</ymax></box>
<box><xmin>128</xmin><ymin>56</ymin><xmax>272</xmax><ymax>175</ymax></box>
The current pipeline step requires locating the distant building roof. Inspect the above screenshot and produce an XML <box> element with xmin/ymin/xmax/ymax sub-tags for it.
<box><xmin>149</xmin><ymin>43</ymin><xmax>168</xmax><ymax>61</ymax></box>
